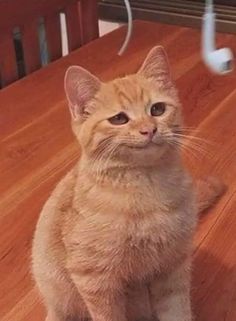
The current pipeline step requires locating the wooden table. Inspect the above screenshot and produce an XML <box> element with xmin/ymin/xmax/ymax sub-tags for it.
<box><xmin>0</xmin><ymin>21</ymin><xmax>236</xmax><ymax>321</ymax></box>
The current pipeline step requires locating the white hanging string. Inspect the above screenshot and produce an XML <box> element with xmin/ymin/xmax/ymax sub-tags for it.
<box><xmin>118</xmin><ymin>0</ymin><xmax>133</xmax><ymax>55</ymax></box>
<box><xmin>206</xmin><ymin>0</ymin><xmax>213</xmax><ymax>12</ymax></box>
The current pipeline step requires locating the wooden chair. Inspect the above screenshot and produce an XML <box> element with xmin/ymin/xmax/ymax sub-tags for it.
<box><xmin>0</xmin><ymin>0</ymin><xmax>99</xmax><ymax>88</ymax></box>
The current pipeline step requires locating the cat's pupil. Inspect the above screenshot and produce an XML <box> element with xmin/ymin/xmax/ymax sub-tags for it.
<box><xmin>108</xmin><ymin>112</ymin><xmax>129</xmax><ymax>125</ymax></box>
<box><xmin>151</xmin><ymin>102</ymin><xmax>166</xmax><ymax>116</ymax></box>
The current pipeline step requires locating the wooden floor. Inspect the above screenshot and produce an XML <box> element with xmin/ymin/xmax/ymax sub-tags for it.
<box><xmin>0</xmin><ymin>21</ymin><xmax>236</xmax><ymax>321</ymax></box>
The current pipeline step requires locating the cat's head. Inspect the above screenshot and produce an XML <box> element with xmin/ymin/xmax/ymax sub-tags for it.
<box><xmin>64</xmin><ymin>46</ymin><xmax>182</xmax><ymax>168</ymax></box>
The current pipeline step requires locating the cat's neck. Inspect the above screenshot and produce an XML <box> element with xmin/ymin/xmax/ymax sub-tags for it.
<box><xmin>77</xmin><ymin>149</ymin><xmax>183</xmax><ymax>189</ymax></box>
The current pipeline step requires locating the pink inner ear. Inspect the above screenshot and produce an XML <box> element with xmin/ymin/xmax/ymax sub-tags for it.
<box><xmin>64</xmin><ymin>66</ymin><xmax>101</xmax><ymax>120</ymax></box>
<box><xmin>138</xmin><ymin>46</ymin><xmax>171</xmax><ymax>83</ymax></box>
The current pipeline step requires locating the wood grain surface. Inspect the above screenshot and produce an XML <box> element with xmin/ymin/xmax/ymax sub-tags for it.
<box><xmin>0</xmin><ymin>21</ymin><xmax>235</xmax><ymax>321</ymax></box>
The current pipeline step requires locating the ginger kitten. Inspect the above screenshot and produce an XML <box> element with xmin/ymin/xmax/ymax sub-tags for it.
<box><xmin>32</xmin><ymin>46</ymin><xmax>224</xmax><ymax>321</ymax></box>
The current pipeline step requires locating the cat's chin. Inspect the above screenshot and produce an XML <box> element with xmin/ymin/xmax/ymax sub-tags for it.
<box><xmin>119</xmin><ymin>142</ymin><xmax>170</xmax><ymax>166</ymax></box>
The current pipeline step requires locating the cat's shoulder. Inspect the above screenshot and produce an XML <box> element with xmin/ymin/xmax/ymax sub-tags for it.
<box><xmin>41</xmin><ymin>165</ymin><xmax>78</xmax><ymax>216</ymax></box>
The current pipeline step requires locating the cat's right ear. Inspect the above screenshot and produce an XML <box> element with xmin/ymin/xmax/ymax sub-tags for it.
<box><xmin>138</xmin><ymin>46</ymin><xmax>172</xmax><ymax>85</ymax></box>
<box><xmin>64</xmin><ymin>66</ymin><xmax>101</xmax><ymax>121</ymax></box>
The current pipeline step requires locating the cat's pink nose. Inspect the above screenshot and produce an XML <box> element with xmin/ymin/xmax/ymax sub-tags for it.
<box><xmin>139</xmin><ymin>127</ymin><xmax>157</xmax><ymax>138</ymax></box>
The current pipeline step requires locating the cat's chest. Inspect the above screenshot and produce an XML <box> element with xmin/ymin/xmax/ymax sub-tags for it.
<box><xmin>75</xmin><ymin>206</ymin><xmax>194</xmax><ymax>281</ymax></box>
<box><xmin>70</xmin><ymin>172</ymin><xmax>195</xmax><ymax>279</ymax></box>
<box><xmin>121</xmin><ymin>210</ymin><xmax>192</xmax><ymax>270</ymax></box>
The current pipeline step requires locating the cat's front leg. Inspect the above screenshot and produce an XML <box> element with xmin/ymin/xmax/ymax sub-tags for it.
<box><xmin>150</xmin><ymin>260</ymin><xmax>192</xmax><ymax>321</ymax></box>
<box><xmin>71</xmin><ymin>273</ymin><xmax>127</xmax><ymax>321</ymax></box>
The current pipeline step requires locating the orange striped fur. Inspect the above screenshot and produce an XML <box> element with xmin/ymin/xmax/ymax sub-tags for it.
<box><xmin>32</xmin><ymin>46</ymin><xmax>224</xmax><ymax>321</ymax></box>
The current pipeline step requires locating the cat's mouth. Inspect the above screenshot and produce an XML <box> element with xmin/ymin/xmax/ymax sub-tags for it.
<box><xmin>120</xmin><ymin>134</ymin><xmax>167</xmax><ymax>150</ymax></box>
<box><xmin>127</xmin><ymin>140</ymin><xmax>163</xmax><ymax>150</ymax></box>
<box><xmin>128</xmin><ymin>143</ymin><xmax>154</xmax><ymax>149</ymax></box>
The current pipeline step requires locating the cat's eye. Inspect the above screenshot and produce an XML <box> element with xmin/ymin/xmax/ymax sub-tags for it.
<box><xmin>150</xmin><ymin>102</ymin><xmax>166</xmax><ymax>117</ymax></box>
<box><xmin>108</xmin><ymin>112</ymin><xmax>129</xmax><ymax>125</ymax></box>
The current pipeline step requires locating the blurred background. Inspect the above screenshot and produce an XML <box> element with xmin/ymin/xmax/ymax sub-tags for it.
<box><xmin>99</xmin><ymin>0</ymin><xmax>236</xmax><ymax>34</ymax></box>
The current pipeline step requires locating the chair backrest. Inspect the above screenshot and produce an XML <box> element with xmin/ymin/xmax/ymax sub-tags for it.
<box><xmin>0</xmin><ymin>0</ymin><xmax>99</xmax><ymax>88</ymax></box>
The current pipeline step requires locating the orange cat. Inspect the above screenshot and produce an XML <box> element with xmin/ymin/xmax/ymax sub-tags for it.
<box><xmin>32</xmin><ymin>46</ymin><xmax>224</xmax><ymax>321</ymax></box>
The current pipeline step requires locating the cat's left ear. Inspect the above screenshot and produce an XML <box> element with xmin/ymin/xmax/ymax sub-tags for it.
<box><xmin>64</xmin><ymin>66</ymin><xmax>101</xmax><ymax>121</ymax></box>
<box><xmin>138</xmin><ymin>46</ymin><xmax>172</xmax><ymax>84</ymax></box>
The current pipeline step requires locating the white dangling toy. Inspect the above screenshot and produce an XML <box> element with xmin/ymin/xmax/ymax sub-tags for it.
<box><xmin>120</xmin><ymin>0</ymin><xmax>234</xmax><ymax>75</ymax></box>
<box><xmin>202</xmin><ymin>0</ymin><xmax>234</xmax><ymax>74</ymax></box>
